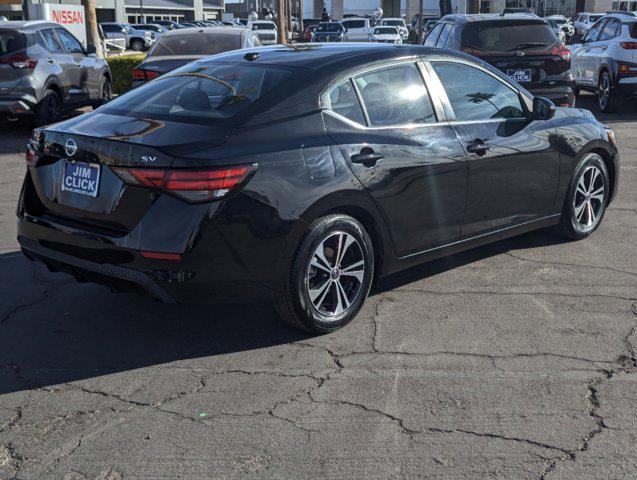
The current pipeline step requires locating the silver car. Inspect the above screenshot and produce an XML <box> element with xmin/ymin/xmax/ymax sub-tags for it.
<box><xmin>100</xmin><ymin>22</ymin><xmax>155</xmax><ymax>51</ymax></box>
<box><xmin>0</xmin><ymin>21</ymin><xmax>111</xmax><ymax>125</ymax></box>
<box><xmin>132</xmin><ymin>24</ymin><xmax>168</xmax><ymax>39</ymax></box>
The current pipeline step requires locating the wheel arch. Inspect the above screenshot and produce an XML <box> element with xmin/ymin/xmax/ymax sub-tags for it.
<box><xmin>42</xmin><ymin>78</ymin><xmax>63</xmax><ymax>102</ymax></box>
<box><xmin>587</xmin><ymin>146</ymin><xmax>617</xmax><ymax>204</ymax></box>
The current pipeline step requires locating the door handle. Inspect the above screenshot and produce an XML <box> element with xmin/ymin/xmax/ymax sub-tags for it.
<box><xmin>466</xmin><ymin>139</ymin><xmax>491</xmax><ymax>156</ymax></box>
<box><xmin>45</xmin><ymin>57</ymin><xmax>55</xmax><ymax>63</ymax></box>
<box><xmin>351</xmin><ymin>147</ymin><xmax>383</xmax><ymax>167</ymax></box>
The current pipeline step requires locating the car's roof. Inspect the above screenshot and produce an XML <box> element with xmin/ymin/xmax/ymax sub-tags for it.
<box><xmin>253</xmin><ymin>20</ymin><xmax>275</xmax><ymax>24</ymax></box>
<box><xmin>163</xmin><ymin>26</ymin><xmax>245</xmax><ymax>37</ymax></box>
<box><xmin>440</xmin><ymin>13</ymin><xmax>545</xmax><ymax>23</ymax></box>
<box><xmin>0</xmin><ymin>20</ymin><xmax>58</xmax><ymax>31</ymax></box>
<box><xmin>606</xmin><ymin>12</ymin><xmax>637</xmax><ymax>21</ymax></box>
<box><xmin>382</xmin><ymin>17</ymin><xmax>405</xmax><ymax>20</ymax></box>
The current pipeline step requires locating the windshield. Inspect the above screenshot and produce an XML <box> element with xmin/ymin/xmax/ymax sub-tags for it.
<box><xmin>101</xmin><ymin>63</ymin><xmax>294</xmax><ymax>124</ymax></box>
<box><xmin>316</xmin><ymin>23</ymin><xmax>343</xmax><ymax>32</ymax></box>
<box><xmin>0</xmin><ymin>31</ymin><xmax>25</xmax><ymax>58</ymax></box>
<box><xmin>382</xmin><ymin>20</ymin><xmax>404</xmax><ymax>26</ymax></box>
<box><xmin>252</xmin><ymin>23</ymin><xmax>275</xmax><ymax>30</ymax></box>
<box><xmin>374</xmin><ymin>27</ymin><xmax>397</xmax><ymax>34</ymax></box>
<box><xmin>342</xmin><ymin>20</ymin><xmax>365</xmax><ymax>29</ymax></box>
<box><xmin>462</xmin><ymin>21</ymin><xmax>558</xmax><ymax>52</ymax></box>
<box><xmin>149</xmin><ymin>34</ymin><xmax>241</xmax><ymax>57</ymax></box>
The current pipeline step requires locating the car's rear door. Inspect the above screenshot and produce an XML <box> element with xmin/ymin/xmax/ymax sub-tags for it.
<box><xmin>322</xmin><ymin>60</ymin><xmax>468</xmax><ymax>258</ymax></box>
<box><xmin>427</xmin><ymin>59</ymin><xmax>560</xmax><ymax>237</ymax></box>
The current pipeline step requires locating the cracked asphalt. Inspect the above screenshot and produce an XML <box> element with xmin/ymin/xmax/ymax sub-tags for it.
<box><xmin>0</xmin><ymin>94</ymin><xmax>635</xmax><ymax>480</ymax></box>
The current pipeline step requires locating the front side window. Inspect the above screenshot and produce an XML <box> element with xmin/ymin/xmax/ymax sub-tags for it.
<box><xmin>354</xmin><ymin>63</ymin><xmax>435</xmax><ymax>126</ymax></box>
<box><xmin>584</xmin><ymin>19</ymin><xmax>605</xmax><ymax>42</ymax></box>
<box><xmin>56</xmin><ymin>29</ymin><xmax>83</xmax><ymax>53</ymax></box>
<box><xmin>436</xmin><ymin>24</ymin><xmax>453</xmax><ymax>46</ymax></box>
<box><xmin>599</xmin><ymin>19</ymin><xmax>620</xmax><ymax>40</ymax></box>
<box><xmin>327</xmin><ymin>79</ymin><xmax>365</xmax><ymax>124</ymax></box>
<box><xmin>39</xmin><ymin>29</ymin><xmax>64</xmax><ymax>53</ymax></box>
<box><xmin>432</xmin><ymin>61</ymin><xmax>525</xmax><ymax>121</ymax></box>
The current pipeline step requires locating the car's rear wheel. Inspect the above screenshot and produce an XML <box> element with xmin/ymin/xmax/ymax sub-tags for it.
<box><xmin>276</xmin><ymin>214</ymin><xmax>374</xmax><ymax>333</ymax></box>
<box><xmin>131</xmin><ymin>39</ymin><xmax>144</xmax><ymax>51</ymax></box>
<box><xmin>557</xmin><ymin>153</ymin><xmax>609</xmax><ymax>240</ymax></box>
<box><xmin>598</xmin><ymin>71</ymin><xmax>614</xmax><ymax>113</ymax></box>
<box><xmin>34</xmin><ymin>88</ymin><xmax>62</xmax><ymax>126</ymax></box>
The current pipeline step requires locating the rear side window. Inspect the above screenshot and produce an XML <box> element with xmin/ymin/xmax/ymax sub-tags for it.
<box><xmin>327</xmin><ymin>79</ymin><xmax>365</xmax><ymax>124</ymax></box>
<box><xmin>461</xmin><ymin>21</ymin><xmax>558</xmax><ymax>52</ymax></box>
<box><xmin>0</xmin><ymin>30</ymin><xmax>26</xmax><ymax>58</ymax></box>
<box><xmin>150</xmin><ymin>34</ymin><xmax>241</xmax><ymax>56</ymax></box>
<box><xmin>354</xmin><ymin>63</ymin><xmax>435</xmax><ymax>126</ymax></box>
<box><xmin>102</xmin><ymin>63</ymin><xmax>294</xmax><ymax>124</ymax></box>
<box><xmin>424</xmin><ymin>23</ymin><xmax>443</xmax><ymax>46</ymax></box>
<box><xmin>432</xmin><ymin>61</ymin><xmax>525</xmax><ymax>121</ymax></box>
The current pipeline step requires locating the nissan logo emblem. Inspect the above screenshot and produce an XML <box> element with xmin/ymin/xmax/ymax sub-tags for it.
<box><xmin>64</xmin><ymin>139</ymin><xmax>78</xmax><ymax>157</ymax></box>
<box><xmin>516</xmin><ymin>50</ymin><xmax>525</xmax><ymax>57</ymax></box>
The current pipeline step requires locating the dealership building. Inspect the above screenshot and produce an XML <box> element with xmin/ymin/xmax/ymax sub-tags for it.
<box><xmin>0</xmin><ymin>0</ymin><xmax>224</xmax><ymax>23</ymax></box>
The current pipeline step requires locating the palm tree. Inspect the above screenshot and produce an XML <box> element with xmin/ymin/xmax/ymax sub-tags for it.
<box><xmin>466</xmin><ymin>92</ymin><xmax>498</xmax><ymax>111</ymax></box>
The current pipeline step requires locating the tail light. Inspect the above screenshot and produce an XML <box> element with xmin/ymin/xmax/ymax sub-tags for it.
<box><xmin>619</xmin><ymin>42</ymin><xmax>637</xmax><ymax>49</ymax></box>
<box><xmin>0</xmin><ymin>53</ymin><xmax>38</xmax><ymax>69</ymax></box>
<box><xmin>619</xmin><ymin>64</ymin><xmax>637</xmax><ymax>77</ymax></box>
<box><xmin>111</xmin><ymin>164</ymin><xmax>258</xmax><ymax>203</ymax></box>
<box><xmin>551</xmin><ymin>45</ymin><xmax>571</xmax><ymax>61</ymax></box>
<box><xmin>132</xmin><ymin>68</ymin><xmax>160</xmax><ymax>81</ymax></box>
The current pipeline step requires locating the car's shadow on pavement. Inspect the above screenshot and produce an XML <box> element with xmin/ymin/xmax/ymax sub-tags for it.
<box><xmin>0</xmin><ymin>227</ymin><xmax>566</xmax><ymax>396</ymax></box>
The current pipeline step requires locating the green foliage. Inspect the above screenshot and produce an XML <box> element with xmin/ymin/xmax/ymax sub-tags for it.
<box><xmin>106</xmin><ymin>54</ymin><xmax>146</xmax><ymax>95</ymax></box>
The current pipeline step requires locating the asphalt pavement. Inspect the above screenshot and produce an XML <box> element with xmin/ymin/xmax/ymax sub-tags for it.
<box><xmin>0</xmin><ymin>94</ymin><xmax>635</xmax><ymax>479</ymax></box>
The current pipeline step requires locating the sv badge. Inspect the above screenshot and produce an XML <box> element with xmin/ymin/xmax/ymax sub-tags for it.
<box><xmin>141</xmin><ymin>155</ymin><xmax>157</xmax><ymax>163</ymax></box>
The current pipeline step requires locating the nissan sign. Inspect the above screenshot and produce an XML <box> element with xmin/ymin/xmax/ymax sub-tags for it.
<box><xmin>28</xmin><ymin>3</ymin><xmax>87</xmax><ymax>46</ymax></box>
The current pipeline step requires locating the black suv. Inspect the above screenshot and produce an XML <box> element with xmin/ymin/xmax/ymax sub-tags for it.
<box><xmin>424</xmin><ymin>14</ymin><xmax>575</xmax><ymax>107</ymax></box>
<box><xmin>0</xmin><ymin>21</ymin><xmax>111</xmax><ymax>125</ymax></box>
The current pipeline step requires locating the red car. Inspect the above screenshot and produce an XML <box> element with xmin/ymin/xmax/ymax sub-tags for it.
<box><xmin>302</xmin><ymin>25</ymin><xmax>316</xmax><ymax>42</ymax></box>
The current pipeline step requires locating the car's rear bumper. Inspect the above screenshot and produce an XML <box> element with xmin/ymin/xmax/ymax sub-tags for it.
<box><xmin>0</xmin><ymin>95</ymin><xmax>37</xmax><ymax>117</ymax></box>
<box><xmin>528</xmin><ymin>85</ymin><xmax>575</xmax><ymax>107</ymax></box>
<box><xmin>614</xmin><ymin>77</ymin><xmax>637</xmax><ymax>97</ymax></box>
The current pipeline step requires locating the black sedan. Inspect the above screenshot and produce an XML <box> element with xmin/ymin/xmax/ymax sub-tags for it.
<box><xmin>17</xmin><ymin>44</ymin><xmax>619</xmax><ymax>333</ymax></box>
<box><xmin>311</xmin><ymin>22</ymin><xmax>347</xmax><ymax>42</ymax></box>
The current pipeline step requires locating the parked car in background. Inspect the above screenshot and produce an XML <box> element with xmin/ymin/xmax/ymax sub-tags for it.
<box><xmin>545</xmin><ymin>14</ymin><xmax>575</xmax><ymax>37</ymax></box>
<box><xmin>570</xmin><ymin>12</ymin><xmax>637</xmax><ymax>112</ymax></box>
<box><xmin>312</xmin><ymin>22</ymin><xmax>347</xmax><ymax>42</ymax></box>
<box><xmin>424</xmin><ymin>14</ymin><xmax>575</xmax><ymax>106</ymax></box>
<box><xmin>132</xmin><ymin>27</ymin><xmax>261</xmax><ymax>87</ymax></box>
<box><xmin>302</xmin><ymin>24</ymin><xmax>317</xmax><ymax>41</ymax></box>
<box><xmin>380</xmin><ymin>18</ymin><xmax>409</xmax><ymax>41</ymax></box>
<box><xmin>369</xmin><ymin>26</ymin><xmax>402</xmax><ymax>43</ymax></box>
<box><xmin>411</xmin><ymin>13</ymin><xmax>439</xmax><ymax>31</ymax></box>
<box><xmin>100</xmin><ymin>22</ymin><xmax>155</xmax><ymax>51</ymax></box>
<box><xmin>340</xmin><ymin>18</ymin><xmax>372</xmax><ymax>41</ymax></box>
<box><xmin>251</xmin><ymin>20</ymin><xmax>278</xmax><ymax>45</ymax></box>
<box><xmin>573</xmin><ymin>12</ymin><xmax>605</xmax><ymax>35</ymax></box>
<box><xmin>0</xmin><ymin>21</ymin><xmax>111</xmax><ymax>125</ymax></box>
<box><xmin>132</xmin><ymin>23</ymin><xmax>168</xmax><ymax>39</ymax></box>
<box><xmin>546</xmin><ymin>18</ymin><xmax>567</xmax><ymax>42</ymax></box>
<box><xmin>152</xmin><ymin>20</ymin><xmax>185</xmax><ymax>30</ymax></box>
<box><xmin>18</xmin><ymin>44</ymin><xmax>619</xmax><ymax>333</ymax></box>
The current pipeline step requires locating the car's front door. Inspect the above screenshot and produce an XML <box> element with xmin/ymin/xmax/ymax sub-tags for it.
<box><xmin>322</xmin><ymin>61</ymin><xmax>468</xmax><ymax>258</ymax></box>
<box><xmin>428</xmin><ymin>59</ymin><xmax>560</xmax><ymax>238</ymax></box>
<box><xmin>53</xmin><ymin>28</ymin><xmax>93</xmax><ymax>105</ymax></box>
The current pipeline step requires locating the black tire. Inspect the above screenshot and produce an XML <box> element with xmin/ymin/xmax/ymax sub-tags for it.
<box><xmin>573</xmin><ymin>86</ymin><xmax>580</xmax><ymax>98</ymax></box>
<box><xmin>598</xmin><ymin>71</ymin><xmax>614</xmax><ymax>113</ymax></box>
<box><xmin>93</xmin><ymin>76</ymin><xmax>112</xmax><ymax>108</ymax></box>
<box><xmin>130</xmin><ymin>39</ymin><xmax>144</xmax><ymax>51</ymax></box>
<box><xmin>276</xmin><ymin>214</ymin><xmax>374</xmax><ymax>333</ymax></box>
<box><xmin>556</xmin><ymin>153</ymin><xmax>609</xmax><ymax>240</ymax></box>
<box><xmin>34</xmin><ymin>88</ymin><xmax>62</xmax><ymax>127</ymax></box>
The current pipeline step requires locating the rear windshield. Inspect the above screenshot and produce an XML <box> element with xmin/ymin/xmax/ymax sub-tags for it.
<box><xmin>342</xmin><ymin>20</ymin><xmax>366</xmax><ymax>29</ymax></box>
<box><xmin>252</xmin><ymin>23</ymin><xmax>275</xmax><ymax>30</ymax></box>
<box><xmin>382</xmin><ymin>20</ymin><xmax>404</xmax><ymax>26</ymax></box>
<box><xmin>316</xmin><ymin>23</ymin><xmax>343</xmax><ymax>31</ymax></box>
<box><xmin>0</xmin><ymin>31</ymin><xmax>26</xmax><ymax>58</ymax></box>
<box><xmin>101</xmin><ymin>63</ymin><xmax>294</xmax><ymax>124</ymax></box>
<box><xmin>149</xmin><ymin>33</ymin><xmax>241</xmax><ymax>57</ymax></box>
<box><xmin>461</xmin><ymin>21</ymin><xmax>558</xmax><ymax>52</ymax></box>
<box><xmin>374</xmin><ymin>27</ymin><xmax>397</xmax><ymax>34</ymax></box>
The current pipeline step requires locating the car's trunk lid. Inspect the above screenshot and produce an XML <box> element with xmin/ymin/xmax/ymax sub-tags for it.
<box><xmin>28</xmin><ymin>113</ymin><xmax>231</xmax><ymax>234</ymax></box>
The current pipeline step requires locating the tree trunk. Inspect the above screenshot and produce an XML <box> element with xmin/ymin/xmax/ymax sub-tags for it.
<box><xmin>417</xmin><ymin>0</ymin><xmax>424</xmax><ymax>43</ymax></box>
<box><xmin>277</xmin><ymin>0</ymin><xmax>287</xmax><ymax>44</ymax></box>
<box><xmin>83</xmin><ymin>0</ymin><xmax>104</xmax><ymax>58</ymax></box>
<box><xmin>287</xmin><ymin>0</ymin><xmax>293</xmax><ymax>41</ymax></box>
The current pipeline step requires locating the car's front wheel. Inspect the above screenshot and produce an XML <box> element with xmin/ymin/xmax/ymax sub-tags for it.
<box><xmin>557</xmin><ymin>153</ymin><xmax>609</xmax><ymax>240</ymax></box>
<box><xmin>277</xmin><ymin>214</ymin><xmax>374</xmax><ymax>333</ymax></box>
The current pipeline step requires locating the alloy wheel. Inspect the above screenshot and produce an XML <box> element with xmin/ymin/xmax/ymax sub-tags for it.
<box><xmin>598</xmin><ymin>73</ymin><xmax>610</xmax><ymax>111</ymax></box>
<box><xmin>573</xmin><ymin>165</ymin><xmax>604</xmax><ymax>229</ymax></box>
<box><xmin>102</xmin><ymin>80</ymin><xmax>112</xmax><ymax>101</ymax></box>
<box><xmin>306</xmin><ymin>231</ymin><xmax>365</xmax><ymax>317</ymax></box>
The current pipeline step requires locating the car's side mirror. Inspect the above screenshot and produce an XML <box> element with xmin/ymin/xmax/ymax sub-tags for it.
<box><xmin>85</xmin><ymin>44</ymin><xmax>97</xmax><ymax>55</ymax></box>
<box><xmin>532</xmin><ymin>96</ymin><xmax>556</xmax><ymax>120</ymax></box>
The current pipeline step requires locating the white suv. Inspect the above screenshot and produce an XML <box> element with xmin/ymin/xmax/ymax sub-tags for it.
<box><xmin>340</xmin><ymin>18</ymin><xmax>372</xmax><ymax>41</ymax></box>
<box><xmin>571</xmin><ymin>12</ymin><xmax>637</xmax><ymax>112</ymax></box>
<box><xmin>380</xmin><ymin>18</ymin><xmax>409</xmax><ymax>41</ymax></box>
<box><xmin>573</xmin><ymin>12</ymin><xmax>605</xmax><ymax>36</ymax></box>
<box><xmin>251</xmin><ymin>20</ymin><xmax>278</xmax><ymax>45</ymax></box>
